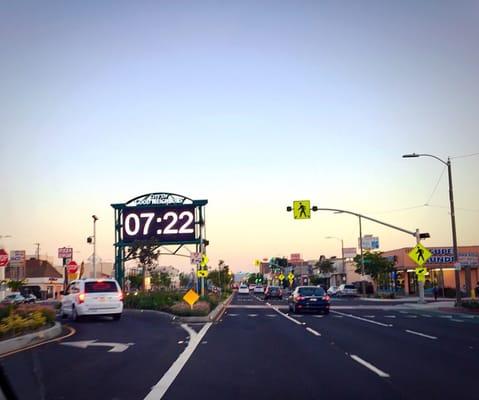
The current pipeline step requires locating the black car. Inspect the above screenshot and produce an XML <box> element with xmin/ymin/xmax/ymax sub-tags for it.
<box><xmin>288</xmin><ymin>286</ymin><xmax>330</xmax><ymax>314</ymax></box>
<box><xmin>264</xmin><ymin>286</ymin><xmax>283</xmax><ymax>300</ymax></box>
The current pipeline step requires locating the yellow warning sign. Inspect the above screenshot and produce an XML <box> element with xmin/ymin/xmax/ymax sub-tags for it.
<box><xmin>278</xmin><ymin>273</ymin><xmax>285</xmax><ymax>281</ymax></box>
<box><xmin>200</xmin><ymin>254</ymin><xmax>209</xmax><ymax>267</ymax></box>
<box><xmin>293</xmin><ymin>200</ymin><xmax>311</xmax><ymax>220</ymax></box>
<box><xmin>183</xmin><ymin>289</ymin><xmax>200</xmax><ymax>308</ymax></box>
<box><xmin>197</xmin><ymin>269</ymin><xmax>208</xmax><ymax>278</ymax></box>
<box><xmin>408</xmin><ymin>243</ymin><xmax>432</xmax><ymax>266</ymax></box>
<box><xmin>254</xmin><ymin>259</ymin><xmax>261</xmax><ymax>267</ymax></box>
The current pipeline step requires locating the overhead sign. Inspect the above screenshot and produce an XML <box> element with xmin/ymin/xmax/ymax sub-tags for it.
<box><xmin>183</xmin><ymin>289</ymin><xmax>200</xmax><ymax>308</ymax></box>
<box><xmin>293</xmin><ymin>200</ymin><xmax>311</xmax><ymax>219</ymax></box>
<box><xmin>0</xmin><ymin>249</ymin><xmax>8</xmax><ymax>267</ymax></box>
<box><xmin>190</xmin><ymin>252</ymin><xmax>202</xmax><ymax>265</ymax></box>
<box><xmin>359</xmin><ymin>235</ymin><xmax>379</xmax><ymax>250</ymax></box>
<box><xmin>408</xmin><ymin>243</ymin><xmax>432</xmax><ymax>266</ymax></box>
<box><xmin>58</xmin><ymin>247</ymin><xmax>73</xmax><ymax>259</ymax></box>
<box><xmin>197</xmin><ymin>270</ymin><xmax>208</xmax><ymax>278</ymax></box>
<box><xmin>67</xmin><ymin>260</ymin><xmax>79</xmax><ymax>274</ymax></box>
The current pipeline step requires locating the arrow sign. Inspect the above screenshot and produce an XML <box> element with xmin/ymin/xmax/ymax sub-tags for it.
<box><xmin>60</xmin><ymin>340</ymin><xmax>134</xmax><ymax>353</ymax></box>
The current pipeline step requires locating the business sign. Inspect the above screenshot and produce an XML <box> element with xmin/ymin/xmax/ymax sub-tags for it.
<box><xmin>424</xmin><ymin>248</ymin><xmax>479</xmax><ymax>265</ymax></box>
<box><xmin>58</xmin><ymin>247</ymin><xmax>73</xmax><ymax>259</ymax></box>
<box><xmin>190</xmin><ymin>252</ymin><xmax>202</xmax><ymax>265</ymax></box>
<box><xmin>359</xmin><ymin>235</ymin><xmax>379</xmax><ymax>250</ymax></box>
<box><xmin>10</xmin><ymin>250</ymin><xmax>26</xmax><ymax>262</ymax></box>
<box><xmin>343</xmin><ymin>248</ymin><xmax>357</xmax><ymax>259</ymax></box>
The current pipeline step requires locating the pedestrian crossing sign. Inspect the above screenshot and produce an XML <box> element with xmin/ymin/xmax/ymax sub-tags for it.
<box><xmin>408</xmin><ymin>243</ymin><xmax>432</xmax><ymax>266</ymax></box>
<box><xmin>200</xmin><ymin>254</ymin><xmax>209</xmax><ymax>267</ymax></box>
<box><xmin>278</xmin><ymin>273</ymin><xmax>285</xmax><ymax>281</ymax></box>
<box><xmin>197</xmin><ymin>269</ymin><xmax>208</xmax><ymax>278</ymax></box>
<box><xmin>293</xmin><ymin>200</ymin><xmax>311</xmax><ymax>219</ymax></box>
<box><xmin>415</xmin><ymin>267</ymin><xmax>427</xmax><ymax>283</ymax></box>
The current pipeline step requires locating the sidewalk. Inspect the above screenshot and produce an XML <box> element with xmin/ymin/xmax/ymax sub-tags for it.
<box><xmin>361</xmin><ymin>297</ymin><xmax>451</xmax><ymax>303</ymax></box>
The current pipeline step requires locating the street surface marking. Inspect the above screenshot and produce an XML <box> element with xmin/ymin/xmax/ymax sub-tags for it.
<box><xmin>265</xmin><ymin>314</ymin><xmax>277</xmax><ymax>317</ymax></box>
<box><xmin>404</xmin><ymin>315</ymin><xmax>418</xmax><ymax>318</ymax></box>
<box><xmin>268</xmin><ymin>305</ymin><xmax>302</xmax><ymax>325</ymax></box>
<box><xmin>405</xmin><ymin>330</ymin><xmax>437</xmax><ymax>340</ymax></box>
<box><xmin>294</xmin><ymin>315</ymin><xmax>304</xmax><ymax>318</ymax></box>
<box><xmin>350</xmin><ymin>355</ymin><xmax>390</xmax><ymax>378</ymax></box>
<box><xmin>451</xmin><ymin>319</ymin><xmax>464</xmax><ymax>323</ymax></box>
<box><xmin>247</xmin><ymin>314</ymin><xmax>258</xmax><ymax>317</ymax></box>
<box><xmin>306</xmin><ymin>327</ymin><xmax>321</xmax><ymax>336</ymax></box>
<box><xmin>384</xmin><ymin>315</ymin><xmax>396</xmax><ymax>318</ymax></box>
<box><xmin>144</xmin><ymin>323</ymin><xmax>213</xmax><ymax>400</ymax></box>
<box><xmin>421</xmin><ymin>315</ymin><xmax>432</xmax><ymax>318</ymax></box>
<box><xmin>227</xmin><ymin>314</ymin><xmax>239</xmax><ymax>317</ymax></box>
<box><xmin>313</xmin><ymin>315</ymin><xmax>324</xmax><ymax>318</ymax></box>
<box><xmin>60</xmin><ymin>340</ymin><xmax>134</xmax><ymax>353</ymax></box>
<box><xmin>228</xmin><ymin>305</ymin><xmax>269</xmax><ymax>309</ymax></box>
<box><xmin>331</xmin><ymin>311</ymin><xmax>392</xmax><ymax>327</ymax></box>
<box><xmin>439</xmin><ymin>315</ymin><xmax>452</xmax><ymax>318</ymax></box>
<box><xmin>333</xmin><ymin>315</ymin><xmax>343</xmax><ymax>318</ymax></box>
<box><xmin>363</xmin><ymin>315</ymin><xmax>375</xmax><ymax>318</ymax></box>
<box><xmin>399</xmin><ymin>311</ymin><xmax>409</xmax><ymax>314</ymax></box>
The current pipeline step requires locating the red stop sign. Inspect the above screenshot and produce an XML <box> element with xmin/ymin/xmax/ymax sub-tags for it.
<box><xmin>0</xmin><ymin>249</ymin><xmax>8</xmax><ymax>267</ymax></box>
<box><xmin>67</xmin><ymin>260</ymin><xmax>78</xmax><ymax>274</ymax></box>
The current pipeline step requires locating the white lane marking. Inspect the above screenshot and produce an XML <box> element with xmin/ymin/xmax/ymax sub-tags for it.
<box><xmin>247</xmin><ymin>314</ymin><xmax>258</xmax><ymax>317</ymax></box>
<box><xmin>421</xmin><ymin>315</ymin><xmax>432</xmax><ymax>318</ymax></box>
<box><xmin>265</xmin><ymin>314</ymin><xmax>277</xmax><ymax>317</ymax></box>
<box><xmin>405</xmin><ymin>330</ymin><xmax>437</xmax><ymax>340</ymax></box>
<box><xmin>439</xmin><ymin>315</ymin><xmax>453</xmax><ymax>318</ymax></box>
<box><xmin>144</xmin><ymin>323</ymin><xmax>213</xmax><ymax>400</ymax></box>
<box><xmin>313</xmin><ymin>315</ymin><xmax>324</xmax><ymax>318</ymax></box>
<box><xmin>451</xmin><ymin>319</ymin><xmax>464</xmax><ymax>323</ymax></box>
<box><xmin>461</xmin><ymin>315</ymin><xmax>474</xmax><ymax>319</ymax></box>
<box><xmin>399</xmin><ymin>311</ymin><xmax>409</xmax><ymax>314</ymax></box>
<box><xmin>331</xmin><ymin>311</ymin><xmax>392</xmax><ymax>327</ymax></box>
<box><xmin>177</xmin><ymin>341</ymin><xmax>184</xmax><ymax>344</ymax></box>
<box><xmin>268</xmin><ymin>306</ymin><xmax>302</xmax><ymax>325</ymax></box>
<box><xmin>227</xmin><ymin>305</ymin><xmax>269</xmax><ymax>309</ymax></box>
<box><xmin>306</xmin><ymin>327</ymin><xmax>321</xmax><ymax>336</ymax></box>
<box><xmin>363</xmin><ymin>315</ymin><xmax>375</xmax><ymax>318</ymax></box>
<box><xmin>350</xmin><ymin>355</ymin><xmax>390</xmax><ymax>378</ymax></box>
<box><xmin>227</xmin><ymin>314</ymin><xmax>239</xmax><ymax>317</ymax></box>
<box><xmin>384</xmin><ymin>315</ymin><xmax>396</xmax><ymax>318</ymax></box>
<box><xmin>404</xmin><ymin>315</ymin><xmax>418</xmax><ymax>318</ymax></box>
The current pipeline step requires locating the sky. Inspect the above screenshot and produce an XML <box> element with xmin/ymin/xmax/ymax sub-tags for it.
<box><xmin>1</xmin><ymin>0</ymin><xmax>478</xmax><ymax>273</ymax></box>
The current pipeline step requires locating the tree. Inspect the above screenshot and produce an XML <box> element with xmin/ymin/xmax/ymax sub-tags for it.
<box><xmin>127</xmin><ymin>275</ymin><xmax>143</xmax><ymax>290</ymax></box>
<box><xmin>159</xmin><ymin>272</ymin><xmax>171</xmax><ymax>288</ymax></box>
<box><xmin>179</xmin><ymin>272</ymin><xmax>190</xmax><ymax>288</ymax></box>
<box><xmin>247</xmin><ymin>273</ymin><xmax>264</xmax><ymax>285</ymax></box>
<box><xmin>315</xmin><ymin>259</ymin><xmax>335</xmax><ymax>275</ymax></box>
<box><xmin>7</xmin><ymin>279</ymin><xmax>25</xmax><ymax>292</ymax></box>
<box><xmin>128</xmin><ymin>240</ymin><xmax>160</xmax><ymax>290</ymax></box>
<box><xmin>353</xmin><ymin>251</ymin><xmax>395</xmax><ymax>284</ymax></box>
<box><xmin>209</xmin><ymin>262</ymin><xmax>233</xmax><ymax>290</ymax></box>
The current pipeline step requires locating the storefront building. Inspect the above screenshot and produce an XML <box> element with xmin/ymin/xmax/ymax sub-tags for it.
<box><xmin>382</xmin><ymin>245</ymin><xmax>479</xmax><ymax>296</ymax></box>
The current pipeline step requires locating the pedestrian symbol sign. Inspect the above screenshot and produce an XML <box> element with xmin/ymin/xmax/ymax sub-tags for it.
<box><xmin>197</xmin><ymin>270</ymin><xmax>208</xmax><ymax>278</ymax></box>
<box><xmin>278</xmin><ymin>273</ymin><xmax>285</xmax><ymax>281</ymax></box>
<box><xmin>183</xmin><ymin>289</ymin><xmax>200</xmax><ymax>308</ymax></box>
<box><xmin>415</xmin><ymin>267</ymin><xmax>427</xmax><ymax>283</ymax></box>
<box><xmin>293</xmin><ymin>200</ymin><xmax>311</xmax><ymax>220</ymax></box>
<box><xmin>408</xmin><ymin>243</ymin><xmax>432</xmax><ymax>266</ymax></box>
<box><xmin>200</xmin><ymin>254</ymin><xmax>209</xmax><ymax>267</ymax></box>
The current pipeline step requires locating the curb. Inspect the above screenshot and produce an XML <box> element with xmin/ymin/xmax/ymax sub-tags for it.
<box><xmin>175</xmin><ymin>293</ymin><xmax>235</xmax><ymax>323</ymax></box>
<box><xmin>0</xmin><ymin>322</ymin><xmax>63</xmax><ymax>356</ymax></box>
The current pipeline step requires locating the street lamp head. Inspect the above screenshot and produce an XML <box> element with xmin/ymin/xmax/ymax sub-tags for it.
<box><xmin>286</xmin><ymin>206</ymin><xmax>292</xmax><ymax>212</ymax></box>
<box><xmin>402</xmin><ymin>153</ymin><xmax>420</xmax><ymax>158</ymax></box>
<box><xmin>92</xmin><ymin>215</ymin><xmax>99</xmax><ymax>221</ymax></box>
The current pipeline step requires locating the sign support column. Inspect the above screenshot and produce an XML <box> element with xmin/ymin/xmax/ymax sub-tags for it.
<box><xmin>415</xmin><ymin>229</ymin><xmax>426</xmax><ymax>304</ymax></box>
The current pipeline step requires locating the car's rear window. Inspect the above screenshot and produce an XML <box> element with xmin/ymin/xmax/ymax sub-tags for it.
<box><xmin>85</xmin><ymin>281</ymin><xmax>118</xmax><ymax>293</ymax></box>
<box><xmin>298</xmin><ymin>287</ymin><xmax>325</xmax><ymax>296</ymax></box>
<box><xmin>345</xmin><ymin>285</ymin><xmax>355</xmax><ymax>289</ymax></box>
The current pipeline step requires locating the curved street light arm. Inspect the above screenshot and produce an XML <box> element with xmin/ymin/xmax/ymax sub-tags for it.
<box><xmin>415</xmin><ymin>153</ymin><xmax>448</xmax><ymax>165</ymax></box>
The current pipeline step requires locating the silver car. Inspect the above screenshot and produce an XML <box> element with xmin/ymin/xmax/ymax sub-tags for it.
<box><xmin>337</xmin><ymin>284</ymin><xmax>358</xmax><ymax>297</ymax></box>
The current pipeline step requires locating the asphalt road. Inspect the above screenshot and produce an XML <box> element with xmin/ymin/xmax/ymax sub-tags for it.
<box><xmin>1</xmin><ymin>294</ymin><xmax>478</xmax><ymax>400</ymax></box>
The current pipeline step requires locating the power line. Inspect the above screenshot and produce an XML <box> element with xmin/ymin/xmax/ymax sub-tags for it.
<box><xmin>450</xmin><ymin>152</ymin><xmax>479</xmax><ymax>159</ymax></box>
<box><xmin>424</xmin><ymin>166</ymin><xmax>446</xmax><ymax>205</ymax></box>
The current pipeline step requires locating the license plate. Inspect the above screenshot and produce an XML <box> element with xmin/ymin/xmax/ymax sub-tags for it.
<box><xmin>310</xmin><ymin>298</ymin><xmax>317</xmax><ymax>302</ymax></box>
<box><xmin>98</xmin><ymin>297</ymin><xmax>105</xmax><ymax>302</ymax></box>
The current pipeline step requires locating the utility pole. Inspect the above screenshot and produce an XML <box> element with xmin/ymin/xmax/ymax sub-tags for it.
<box><xmin>359</xmin><ymin>216</ymin><xmax>366</xmax><ymax>296</ymax></box>
<box><xmin>92</xmin><ymin>215</ymin><xmax>98</xmax><ymax>278</ymax></box>
<box><xmin>34</xmin><ymin>243</ymin><xmax>40</xmax><ymax>260</ymax></box>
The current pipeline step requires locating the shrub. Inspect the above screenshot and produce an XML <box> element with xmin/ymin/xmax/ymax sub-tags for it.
<box><xmin>461</xmin><ymin>300</ymin><xmax>479</xmax><ymax>309</ymax></box>
<box><xmin>16</xmin><ymin>304</ymin><xmax>56</xmax><ymax>324</ymax></box>
<box><xmin>169</xmin><ymin>301</ymin><xmax>210</xmax><ymax>316</ymax></box>
<box><xmin>124</xmin><ymin>290</ymin><xmax>185</xmax><ymax>311</ymax></box>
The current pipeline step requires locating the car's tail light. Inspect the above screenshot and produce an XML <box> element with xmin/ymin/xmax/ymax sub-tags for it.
<box><xmin>295</xmin><ymin>295</ymin><xmax>304</xmax><ymax>302</ymax></box>
<box><xmin>119</xmin><ymin>292</ymin><xmax>124</xmax><ymax>301</ymax></box>
<box><xmin>323</xmin><ymin>295</ymin><xmax>331</xmax><ymax>301</ymax></box>
<box><xmin>78</xmin><ymin>293</ymin><xmax>85</xmax><ymax>304</ymax></box>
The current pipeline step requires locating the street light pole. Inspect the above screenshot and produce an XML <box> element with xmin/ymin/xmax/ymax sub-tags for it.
<box><xmin>325</xmin><ymin>236</ymin><xmax>345</xmax><ymax>286</ymax></box>
<box><xmin>92</xmin><ymin>215</ymin><xmax>98</xmax><ymax>278</ymax></box>
<box><xmin>359</xmin><ymin>216</ymin><xmax>366</xmax><ymax>296</ymax></box>
<box><xmin>403</xmin><ymin>153</ymin><xmax>462</xmax><ymax>305</ymax></box>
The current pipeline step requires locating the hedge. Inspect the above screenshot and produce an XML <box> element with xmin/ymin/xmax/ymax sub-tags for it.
<box><xmin>0</xmin><ymin>304</ymin><xmax>56</xmax><ymax>340</ymax></box>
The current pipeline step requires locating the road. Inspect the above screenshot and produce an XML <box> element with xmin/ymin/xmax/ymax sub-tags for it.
<box><xmin>1</xmin><ymin>293</ymin><xmax>478</xmax><ymax>399</ymax></box>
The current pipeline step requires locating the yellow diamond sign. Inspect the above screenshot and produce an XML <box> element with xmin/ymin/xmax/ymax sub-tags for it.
<box><xmin>197</xmin><ymin>269</ymin><xmax>208</xmax><ymax>278</ymax></box>
<box><xmin>254</xmin><ymin>259</ymin><xmax>261</xmax><ymax>266</ymax></box>
<box><xmin>183</xmin><ymin>289</ymin><xmax>200</xmax><ymax>307</ymax></box>
<box><xmin>293</xmin><ymin>200</ymin><xmax>311</xmax><ymax>219</ymax></box>
<box><xmin>278</xmin><ymin>273</ymin><xmax>285</xmax><ymax>281</ymax></box>
<box><xmin>200</xmin><ymin>254</ymin><xmax>209</xmax><ymax>267</ymax></box>
<box><xmin>408</xmin><ymin>243</ymin><xmax>432</xmax><ymax>266</ymax></box>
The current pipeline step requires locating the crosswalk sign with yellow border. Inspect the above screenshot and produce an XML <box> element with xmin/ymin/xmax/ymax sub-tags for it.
<box><xmin>197</xmin><ymin>269</ymin><xmax>208</xmax><ymax>278</ymax></box>
<box><xmin>293</xmin><ymin>200</ymin><xmax>311</xmax><ymax>219</ymax></box>
<box><xmin>287</xmin><ymin>272</ymin><xmax>295</xmax><ymax>281</ymax></box>
<box><xmin>278</xmin><ymin>273</ymin><xmax>285</xmax><ymax>281</ymax></box>
<box><xmin>408</xmin><ymin>243</ymin><xmax>432</xmax><ymax>266</ymax></box>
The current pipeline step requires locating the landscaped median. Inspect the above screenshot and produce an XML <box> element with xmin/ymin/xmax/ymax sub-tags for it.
<box><xmin>124</xmin><ymin>289</ymin><xmax>234</xmax><ymax>322</ymax></box>
<box><xmin>0</xmin><ymin>304</ymin><xmax>62</xmax><ymax>356</ymax></box>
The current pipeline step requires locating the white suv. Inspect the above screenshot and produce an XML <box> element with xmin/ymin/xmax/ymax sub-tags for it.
<box><xmin>61</xmin><ymin>278</ymin><xmax>123</xmax><ymax>321</ymax></box>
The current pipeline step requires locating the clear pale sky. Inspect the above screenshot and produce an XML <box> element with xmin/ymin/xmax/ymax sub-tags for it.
<box><xmin>1</xmin><ymin>1</ymin><xmax>478</xmax><ymax>273</ymax></box>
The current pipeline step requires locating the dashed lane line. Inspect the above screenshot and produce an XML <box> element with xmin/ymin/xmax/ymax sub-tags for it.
<box><xmin>451</xmin><ymin>319</ymin><xmax>464</xmax><ymax>323</ymax></box>
<box><xmin>306</xmin><ymin>327</ymin><xmax>321</xmax><ymax>336</ymax></box>
<box><xmin>350</xmin><ymin>355</ymin><xmax>390</xmax><ymax>378</ymax></box>
<box><xmin>405</xmin><ymin>330</ymin><xmax>438</xmax><ymax>340</ymax></box>
<box><xmin>331</xmin><ymin>311</ymin><xmax>393</xmax><ymax>327</ymax></box>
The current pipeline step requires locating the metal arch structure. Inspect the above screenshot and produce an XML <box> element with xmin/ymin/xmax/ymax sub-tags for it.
<box><xmin>111</xmin><ymin>192</ymin><xmax>208</xmax><ymax>289</ymax></box>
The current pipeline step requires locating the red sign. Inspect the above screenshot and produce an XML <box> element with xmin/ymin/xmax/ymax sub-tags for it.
<box><xmin>0</xmin><ymin>249</ymin><xmax>8</xmax><ymax>267</ymax></box>
<box><xmin>67</xmin><ymin>260</ymin><xmax>78</xmax><ymax>274</ymax></box>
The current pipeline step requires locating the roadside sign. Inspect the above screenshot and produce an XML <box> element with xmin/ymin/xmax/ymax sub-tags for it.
<box><xmin>197</xmin><ymin>270</ymin><xmax>208</xmax><ymax>278</ymax></box>
<box><xmin>254</xmin><ymin>259</ymin><xmax>261</xmax><ymax>266</ymax></box>
<box><xmin>58</xmin><ymin>247</ymin><xmax>73</xmax><ymax>259</ymax></box>
<box><xmin>200</xmin><ymin>254</ymin><xmax>209</xmax><ymax>267</ymax></box>
<box><xmin>0</xmin><ymin>249</ymin><xmax>8</xmax><ymax>267</ymax></box>
<box><xmin>183</xmin><ymin>289</ymin><xmax>200</xmax><ymax>308</ymax></box>
<box><xmin>278</xmin><ymin>273</ymin><xmax>285</xmax><ymax>281</ymax></box>
<box><xmin>408</xmin><ymin>243</ymin><xmax>432</xmax><ymax>266</ymax></box>
<box><xmin>287</xmin><ymin>272</ymin><xmax>294</xmax><ymax>281</ymax></box>
<box><xmin>415</xmin><ymin>267</ymin><xmax>427</xmax><ymax>283</ymax></box>
<box><xmin>190</xmin><ymin>252</ymin><xmax>202</xmax><ymax>265</ymax></box>
<box><xmin>10</xmin><ymin>250</ymin><xmax>26</xmax><ymax>262</ymax></box>
<box><xmin>293</xmin><ymin>200</ymin><xmax>311</xmax><ymax>219</ymax></box>
<box><xmin>67</xmin><ymin>260</ymin><xmax>78</xmax><ymax>274</ymax></box>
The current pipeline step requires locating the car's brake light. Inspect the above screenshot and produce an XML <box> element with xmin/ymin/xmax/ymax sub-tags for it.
<box><xmin>78</xmin><ymin>293</ymin><xmax>85</xmax><ymax>304</ymax></box>
<box><xmin>295</xmin><ymin>295</ymin><xmax>304</xmax><ymax>301</ymax></box>
<box><xmin>323</xmin><ymin>295</ymin><xmax>331</xmax><ymax>301</ymax></box>
<box><xmin>119</xmin><ymin>291</ymin><xmax>124</xmax><ymax>301</ymax></box>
